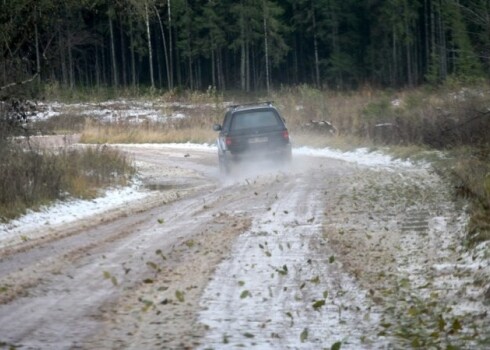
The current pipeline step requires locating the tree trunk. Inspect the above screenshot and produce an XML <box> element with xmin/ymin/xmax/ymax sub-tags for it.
<box><xmin>414</xmin><ymin>22</ymin><xmax>420</xmax><ymax>84</ymax></box>
<box><xmin>263</xmin><ymin>0</ymin><xmax>270</xmax><ymax>94</ymax></box>
<box><xmin>407</xmin><ymin>43</ymin><xmax>413</xmax><ymax>86</ymax></box>
<box><xmin>240</xmin><ymin>4</ymin><xmax>246</xmax><ymax>91</ymax></box>
<box><xmin>424</xmin><ymin>0</ymin><xmax>430</xmax><ymax>75</ymax></box>
<box><xmin>393</xmin><ymin>30</ymin><xmax>398</xmax><ymax>86</ymax></box>
<box><xmin>168</xmin><ymin>0</ymin><xmax>174</xmax><ymax>89</ymax></box>
<box><xmin>154</xmin><ymin>5</ymin><xmax>171</xmax><ymax>90</ymax></box>
<box><xmin>156</xmin><ymin>36</ymin><xmax>163</xmax><ymax>87</ymax></box>
<box><xmin>246</xmin><ymin>40</ymin><xmax>250</xmax><ymax>91</ymax></box>
<box><xmin>67</xmin><ymin>31</ymin><xmax>74</xmax><ymax>89</ymax></box>
<box><xmin>217</xmin><ymin>48</ymin><xmax>225</xmax><ymax>90</ymax></box>
<box><xmin>312</xmin><ymin>3</ymin><xmax>320</xmax><ymax>87</ymax></box>
<box><xmin>109</xmin><ymin>13</ymin><xmax>118</xmax><ymax>87</ymax></box>
<box><xmin>129</xmin><ymin>20</ymin><xmax>137</xmax><ymax>87</ymax></box>
<box><xmin>405</xmin><ymin>15</ymin><xmax>413</xmax><ymax>87</ymax></box>
<box><xmin>119</xmin><ymin>16</ymin><xmax>127</xmax><ymax>86</ymax></box>
<box><xmin>188</xmin><ymin>53</ymin><xmax>193</xmax><ymax>89</ymax></box>
<box><xmin>330</xmin><ymin>8</ymin><xmax>340</xmax><ymax>87</ymax></box>
<box><xmin>145</xmin><ymin>2</ymin><xmax>155</xmax><ymax>89</ymax></box>
<box><xmin>84</xmin><ymin>53</ymin><xmax>89</xmax><ymax>86</ymax></box>
<box><xmin>95</xmin><ymin>44</ymin><xmax>100</xmax><ymax>88</ymax></box>
<box><xmin>211</xmin><ymin>48</ymin><xmax>216</xmax><ymax>88</ymax></box>
<box><xmin>34</xmin><ymin>6</ymin><xmax>41</xmax><ymax>82</ymax></box>
<box><xmin>176</xmin><ymin>46</ymin><xmax>181</xmax><ymax>86</ymax></box>
<box><xmin>438</xmin><ymin>2</ymin><xmax>448</xmax><ymax>79</ymax></box>
<box><xmin>101</xmin><ymin>39</ymin><xmax>107</xmax><ymax>85</ymax></box>
<box><xmin>431</xmin><ymin>0</ymin><xmax>436</xmax><ymax>56</ymax></box>
<box><xmin>197</xmin><ymin>58</ymin><xmax>202</xmax><ymax>89</ymax></box>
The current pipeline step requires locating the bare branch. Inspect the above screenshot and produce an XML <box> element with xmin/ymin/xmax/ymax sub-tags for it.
<box><xmin>0</xmin><ymin>73</ymin><xmax>39</xmax><ymax>92</ymax></box>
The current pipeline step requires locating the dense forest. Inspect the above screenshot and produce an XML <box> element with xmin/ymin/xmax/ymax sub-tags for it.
<box><xmin>1</xmin><ymin>0</ymin><xmax>489</xmax><ymax>92</ymax></box>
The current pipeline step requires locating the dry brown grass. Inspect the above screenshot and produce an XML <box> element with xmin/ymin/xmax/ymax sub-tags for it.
<box><xmin>448</xmin><ymin>152</ymin><xmax>490</xmax><ymax>245</ymax></box>
<box><xmin>273</xmin><ymin>86</ymin><xmax>372</xmax><ymax>135</ymax></box>
<box><xmin>273</xmin><ymin>84</ymin><xmax>490</xmax><ymax>147</ymax></box>
<box><xmin>80</xmin><ymin>119</ymin><xmax>216</xmax><ymax>144</ymax></box>
<box><xmin>0</xmin><ymin>143</ymin><xmax>134</xmax><ymax>221</ymax></box>
<box><xmin>35</xmin><ymin>113</ymin><xmax>88</xmax><ymax>134</ymax></box>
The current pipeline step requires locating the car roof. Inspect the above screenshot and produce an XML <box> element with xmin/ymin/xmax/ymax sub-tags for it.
<box><xmin>228</xmin><ymin>101</ymin><xmax>276</xmax><ymax>113</ymax></box>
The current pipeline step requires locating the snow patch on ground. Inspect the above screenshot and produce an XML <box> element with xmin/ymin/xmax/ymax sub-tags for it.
<box><xmin>294</xmin><ymin>146</ymin><xmax>415</xmax><ymax>168</ymax></box>
<box><xmin>0</xmin><ymin>181</ymin><xmax>150</xmax><ymax>247</ymax></box>
<box><xmin>119</xmin><ymin>143</ymin><xmax>415</xmax><ymax>169</ymax></box>
<box><xmin>115</xmin><ymin>142</ymin><xmax>216</xmax><ymax>152</ymax></box>
<box><xmin>32</xmin><ymin>100</ymin><xmax>226</xmax><ymax>125</ymax></box>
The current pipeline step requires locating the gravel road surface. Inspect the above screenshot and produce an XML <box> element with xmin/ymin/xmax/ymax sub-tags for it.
<box><xmin>0</xmin><ymin>142</ymin><xmax>488</xmax><ymax>349</ymax></box>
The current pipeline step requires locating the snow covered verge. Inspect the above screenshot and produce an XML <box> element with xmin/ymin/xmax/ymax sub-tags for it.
<box><xmin>0</xmin><ymin>182</ymin><xmax>150</xmax><ymax>248</ymax></box>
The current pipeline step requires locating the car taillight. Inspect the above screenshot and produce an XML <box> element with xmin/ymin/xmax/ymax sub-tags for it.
<box><xmin>225</xmin><ymin>136</ymin><xmax>233</xmax><ymax>146</ymax></box>
<box><xmin>282</xmin><ymin>130</ymin><xmax>290</xmax><ymax>141</ymax></box>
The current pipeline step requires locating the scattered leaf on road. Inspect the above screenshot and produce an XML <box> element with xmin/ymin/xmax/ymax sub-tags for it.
<box><xmin>300</xmin><ymin>328</ymin><xmax>308</xmax><ymax>342</ymax></box>
<box><xmin>175</xmin><ymin>290</ymin><xmax>185</xmax><ymax>302</ymax></box>
<box><xmin>240</xmin><ymin>290</ymin><xmax>251</xmax><ymax>299</ymax></box>
<box><xmin>312</xmin><ymin>299</ymin><xmax>325</xmax><ymax>311</ymax></box>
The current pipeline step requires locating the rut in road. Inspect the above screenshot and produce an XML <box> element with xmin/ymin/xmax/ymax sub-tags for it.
<box><xmin>0</xmin><ymin>180</ymin><xmax>229</xmax><ymax>349</ymax></box>
<box><xmin>198</xmin><ymin>164</ymin><xmax>389</xmax><ymax>349</ymax></box>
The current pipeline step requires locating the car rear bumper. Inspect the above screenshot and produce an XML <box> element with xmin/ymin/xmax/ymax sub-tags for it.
<box><xmin>227</xmin><ymin>144</ymin><xmax>292</xmax><ymax>163</ymax></box>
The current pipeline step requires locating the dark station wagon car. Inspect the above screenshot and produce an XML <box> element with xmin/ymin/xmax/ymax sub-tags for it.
<box><xmin>212</xmin><ymin>102</ymin><xmax>292</xmax><ymax>174</ymax></box>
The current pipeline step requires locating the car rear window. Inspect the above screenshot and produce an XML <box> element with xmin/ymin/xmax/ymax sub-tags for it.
<box><xmin>231</xmin><ymin>110</ymin><xmax>281</xmax><ymax>130</ymax></box>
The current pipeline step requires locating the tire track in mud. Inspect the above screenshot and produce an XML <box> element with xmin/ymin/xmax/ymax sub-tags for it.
<box><xmin>0</xmin><ymin>154</ymin><xmax>288</xmax><ymax>349</ymax></box>
<box><xmin>197</xmin><ymin>163</ymin><xmax>390</xmax><ymax>349</ymax></box>
<box><xmin>81</xmin><ymin>174</ymin><xmax>291</xmax><ymax>349</ymax></box>
<box><xmin>0</xmin><ymin>184</ymin><xmax>224</xmax><ymax>349</ymax></box>
<box><xmin>0</xmin><ymin>188</ymin><xmax>201</xmax><ymax>305</ymax></box>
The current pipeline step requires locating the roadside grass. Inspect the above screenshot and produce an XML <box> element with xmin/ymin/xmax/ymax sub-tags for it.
<box><xmin>80</xmin><ymin>122</ymin><xmax>216</xmax><ymax>144</ymax></box>
<box><xmin>291</xmin><ymin>132</ymin><xmax>369</xmax><ymax>151</ymax></box>
<box><xmin>0</xmin><ymin>142</ymin><xmax>134</xmax><ymax>222</ymax></box>
<box><xmin>444</xmin><ymin>149</ymin><xmax>490</xmax><ymax>246</ymax></box>
<box><xmin>35</xmin><ymin>113</ymin><xmax>88</xmax><ymax>134</ymax></box>
<box><xmin>273</xmin><ymin>84</ymin><xmax>490</xmax><ymax>146</ymax></box>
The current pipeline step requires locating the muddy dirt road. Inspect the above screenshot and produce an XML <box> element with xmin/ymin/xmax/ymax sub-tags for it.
<box><xmin>0</xmin><ymin>144</ymin><xmax>488</xmax><ymax>349</ymax></box>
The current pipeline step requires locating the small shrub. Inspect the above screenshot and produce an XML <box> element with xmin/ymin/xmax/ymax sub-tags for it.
<box><xmin>468</xmin><ymin>208</ymin><xmax>490</xmax><ymax>245</ymax></box>
<box><xmin>34</xmin><ymin>114</ymin><xmax>89</xmax><ymax>134</ymax></box>
<box><xmin>0</xmin><ymin>143</ymin><xmax>134</xmax><ymax>222</ymax></box>
<box><xmin>362</xmin><ymin>99</ymin><xmax>392</xmax><ymax>122</ymax></box>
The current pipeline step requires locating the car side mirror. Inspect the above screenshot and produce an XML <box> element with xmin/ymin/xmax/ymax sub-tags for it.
<box><xmin>213</xmin><ymin>124</ymin><xmax>222</xmax><ymax>131</ymax></box>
